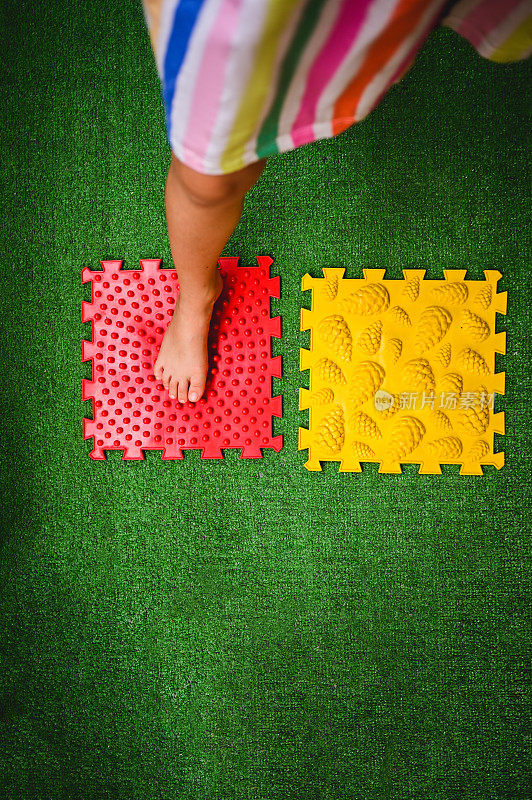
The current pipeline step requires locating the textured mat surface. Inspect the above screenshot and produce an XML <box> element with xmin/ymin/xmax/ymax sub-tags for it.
<box><xmin>1</xmin><ymin>2</ymin><xmax>530</xmax><ymax>799</ymax></box>
<box><xmin>299</xmin><ymin>268</ymin><xmax>506</xmax><ymax>473</ymax></box>
<box><xmin>82</xmin><ymin>256</ymin><xmax>282</xmax><ymax>460</ymax></box>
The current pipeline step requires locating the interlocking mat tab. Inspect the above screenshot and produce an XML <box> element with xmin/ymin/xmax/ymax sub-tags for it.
<box><xmin>299</xmin><ymin>269</ymin><xmax>506</xmax><ymax>475</ymax></box>
<box><xmin>82</xmin><ymin>257</ymin><xmax>282</xmax><ymax>460</ymax></box>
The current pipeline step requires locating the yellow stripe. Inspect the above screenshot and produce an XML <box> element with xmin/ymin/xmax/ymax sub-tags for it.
<box><xmin>488</xmin><ymin>15</ymin><xmax>532</xmax><ymax>63</ymax></box>
<box><xmin>220</xmin><ymin>0</ymin><xmax>298</xmax><ymax>173</ymax></box>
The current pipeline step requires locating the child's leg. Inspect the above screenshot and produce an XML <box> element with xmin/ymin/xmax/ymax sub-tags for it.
<box><xmin>154</xmin><ymin>153</ymin><xmax>267</xmax><ymax>403</ymax></box>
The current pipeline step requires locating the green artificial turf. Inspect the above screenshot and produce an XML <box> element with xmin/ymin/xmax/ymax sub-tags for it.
<box><xmin>1</xmin><ymin>2</ymin><xmax>531</xmax><ymax>798</ymax></box>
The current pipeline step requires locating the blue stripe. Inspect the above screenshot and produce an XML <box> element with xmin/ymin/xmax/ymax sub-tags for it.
<box><xmin>162</xmin><ymin>0</ymin><xmax>207</xmax><ymax>138</ymax></box>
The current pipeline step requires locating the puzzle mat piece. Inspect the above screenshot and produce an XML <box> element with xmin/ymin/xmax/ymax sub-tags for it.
<box><xmin>82</xmin><ymin>256</ymin><xmax>282</xmax><ymax>460</ymax></box>
<box><xmin>299</xmin><ymin>268</ymin><xmax>506</xmax><ymax>475</ymax></box>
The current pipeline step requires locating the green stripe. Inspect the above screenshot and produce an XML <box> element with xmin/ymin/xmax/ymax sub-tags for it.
<box><xmin>256</xmin><ymin>0</ymin><xmax>329</xmax><ymax>158</ymax></box>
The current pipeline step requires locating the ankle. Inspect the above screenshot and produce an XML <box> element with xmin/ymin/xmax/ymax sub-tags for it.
<box><xmin>176</xmin><ymin>276</ymin><xmax>222</xmax><ymax>314</ymax></box>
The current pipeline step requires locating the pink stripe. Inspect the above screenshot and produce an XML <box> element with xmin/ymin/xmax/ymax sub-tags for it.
<box><xmin>182</xmin><ymin>0</ymin><xmax>241</xmax><ymax>168</ymax></box>
<box><xmin>451</xmin><ymin>0</ymin><xmax>523</xmax><ymax>50</ymax></box>
<box><xmin>290</xmin><ymin>0</ymin><xmax>374</xmax><ymax>148</ymax></box>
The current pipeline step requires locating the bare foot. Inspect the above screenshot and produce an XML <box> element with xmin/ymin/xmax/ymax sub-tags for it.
<box><xmin>153</xmin><ymin>271</ymin><xmax>223</xmax><ymax>403</ymax></box>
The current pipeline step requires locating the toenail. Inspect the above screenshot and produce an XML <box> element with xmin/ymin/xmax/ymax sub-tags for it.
<box><xmin>170</xmin><ymin>393</ymin><xmax>175</xmax><ymax>399</ymax></box>
<box><xmin>189</xmin><ymin>392</ymin><xmax>198</xmax><ymax>402</ymax></box>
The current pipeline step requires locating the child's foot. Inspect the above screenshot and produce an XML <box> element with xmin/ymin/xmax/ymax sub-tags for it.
<box><xmin>153</xmin><ymin>272</ymin><xmax>223</xmax><ymax>403</ymax></box>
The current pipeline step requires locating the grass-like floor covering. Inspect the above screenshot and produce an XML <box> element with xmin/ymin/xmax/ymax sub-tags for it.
<box><xmin>1</xmin><ymin>2</ymin><xmax>530</xmax><ymax>798</ymax></box>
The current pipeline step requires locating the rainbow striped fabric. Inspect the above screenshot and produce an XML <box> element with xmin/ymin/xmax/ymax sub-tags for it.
<box><xmin>142</xmin><ymin>0</ymin><xmax>532</xmax><ymax>175</ymax></box>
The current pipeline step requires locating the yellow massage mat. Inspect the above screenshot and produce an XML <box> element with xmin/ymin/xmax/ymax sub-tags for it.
<box><xmin>299</xmin><ymin>269</ymin><xmax>506</xmax><ymax>474</ymax></box>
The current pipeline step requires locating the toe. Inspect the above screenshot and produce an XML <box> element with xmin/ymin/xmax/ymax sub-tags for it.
<box><xmin>188</xmin><ymin>374</ymin><xmax>206</xmax><ymax>403</ymax></box>
<box><xmin>177</xmin><ymin>379</ymin><xmax>189</xmax><ymax>405</ymax></box>
<box><xmin>168</xmin><ymin>376</ymin><xmax>178</xmax><ymax>399</ymax></box>
<box><xmin>162</xmin><ymin>372</ymin><xmax>171</xmax><ymax>391</ymax></box>
<box><xmin>154</xmin><ymin>361</ymin><xmax>164</xmax><ymax>382</ymax></box>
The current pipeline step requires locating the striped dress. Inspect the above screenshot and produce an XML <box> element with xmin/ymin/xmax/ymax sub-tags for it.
<box><xmin>142</xmin><ymin>0</ymin><xmax>532</xmax><ymax>175</ymax></box>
